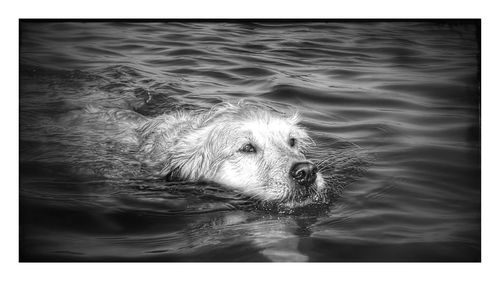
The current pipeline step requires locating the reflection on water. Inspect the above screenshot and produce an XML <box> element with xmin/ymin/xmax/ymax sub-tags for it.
<box><xmin>20</xmin><ymin>20</ymin><xmax>480</xmax><ymax>261</ymax></box>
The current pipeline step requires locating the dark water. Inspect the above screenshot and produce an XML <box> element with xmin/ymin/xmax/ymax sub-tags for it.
<box><xmin>19</xmin><ymin>20</ymin><xmax>480</xmax><ymax>261</ymax></box>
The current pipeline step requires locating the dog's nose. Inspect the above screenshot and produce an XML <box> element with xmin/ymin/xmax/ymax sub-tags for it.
<box><xmin>290</xmin><ymin>161</ymin><xmax>318</xmax><ymax>187</ymax></box>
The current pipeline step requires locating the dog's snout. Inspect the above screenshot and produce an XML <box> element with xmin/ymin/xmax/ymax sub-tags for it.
<box><xmin>290</xmin><ymin>161</ymin><xmax>318</xmax><ymax>187</ymax></box>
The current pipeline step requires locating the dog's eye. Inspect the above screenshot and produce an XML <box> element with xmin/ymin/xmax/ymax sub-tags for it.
<box><xmin>240</xmin><ymin>143</ymin><xmax>256</xmax><ymax>153</ymax></box>
<box><xmin>289</xmin><ymin>138</ymin><xmax>296</xmax><ymax>147</ymax></box>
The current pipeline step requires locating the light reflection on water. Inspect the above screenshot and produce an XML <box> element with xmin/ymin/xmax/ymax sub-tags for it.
<box><xmin>20</xmin><ymin>21</ymin><xmax>480</xmax><ymax>261</ymax></box>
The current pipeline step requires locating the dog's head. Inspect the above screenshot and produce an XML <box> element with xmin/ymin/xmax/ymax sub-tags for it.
<box><xmin>152</xmin><ymin>100</ymin><xmax>325</xmax><ymax>205</ymax></box>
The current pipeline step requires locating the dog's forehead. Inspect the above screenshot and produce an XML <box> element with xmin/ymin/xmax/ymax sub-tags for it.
<box><xmin>240</xmin><ymin>117</ymin><xmax>296</xmax><ymax>141</ymax></box>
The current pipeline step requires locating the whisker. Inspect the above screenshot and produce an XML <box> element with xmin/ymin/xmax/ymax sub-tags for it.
<box><xmin>318</xmin><ymin>167</ymin><xmax>336</xmax><ymax>173</ymax></box>
<box><xmin>315</xmin><ymin>154</ymin><xmax>335</xmax><ymax>163</ymax></box>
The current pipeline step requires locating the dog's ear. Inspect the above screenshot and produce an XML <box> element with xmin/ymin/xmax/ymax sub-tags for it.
<box><xmin>160</xmin><ymin>124</ymin><xmax>225</xmax><ymax>181</ymax></box>
<box><xmin>138</xmin><ymin>111</ymin><xmax>226</xmax><ymax>181</ymax></box>
<box><xmin>287</xmin><ymin>110</ymin><xmax>301</xmax><ymax>125</ymax></box>
<box><xmin>161</xmin><ymin>138</ymin><xmax>208</xmax><ymax>180</ymax></box>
